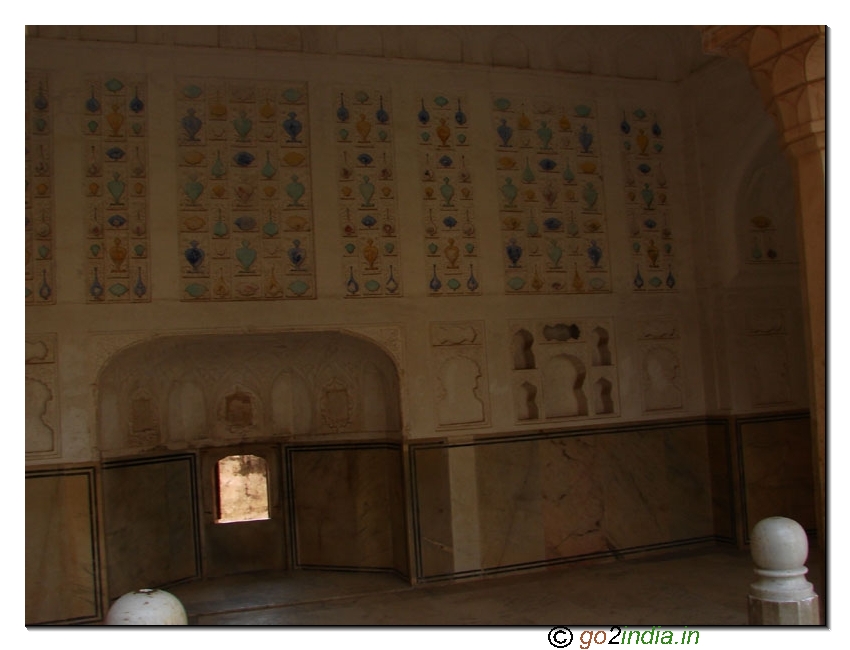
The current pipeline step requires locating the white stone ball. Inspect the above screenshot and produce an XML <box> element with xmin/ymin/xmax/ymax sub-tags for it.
<box><xmin>750</xmin><ymin>516</ymin><xmax>809</xmax><ymax>571</ymax></box>
<box><xmin>105</xmin><ymin>588</ymin><xmax>188</xmax><ymax>625</ymax></box>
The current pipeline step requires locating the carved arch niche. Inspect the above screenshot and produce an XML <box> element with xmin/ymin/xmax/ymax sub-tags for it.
<box><xmin>429</xmin><ymin>321</ymin><xmax>490</xmax><ymax>430</ymax></box>
<box><xmin>97</xmin><ymin>331</ymin><xmax>402</xmax><ymax>454</ymax></box>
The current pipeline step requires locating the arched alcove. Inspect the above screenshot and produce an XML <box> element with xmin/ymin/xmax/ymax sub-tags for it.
<box><xmin>97</xmin><ymin>330</ymin><xmax>402</xmax><ymax>452</ymax></box>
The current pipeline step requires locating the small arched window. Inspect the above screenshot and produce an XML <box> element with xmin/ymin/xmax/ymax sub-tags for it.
<box><xmin>215</xmin><ymin>454</ymin><xmax>270</xmax><ymax>523</ymax></box>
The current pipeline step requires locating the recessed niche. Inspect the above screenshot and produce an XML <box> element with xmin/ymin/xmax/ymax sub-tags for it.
<box><xmin>593</xmin><ymin>377</ymin><xmax>614</xmax><ymax>414</ymax></box>
<box><xmin>592</xmin><ymin>326</ymin><xmax>612</xmax><ymax>366</ymax></box>
<box><xmin>215</xmin><ymin>454</ymin><xmax>270</xmax><ymax>524</ymax></box>
<box><xmin>512</xmin><ymin>328</ymin><xmax>535</xmax><ymax>370</ymax></box>
<box><xmin>543</xmin><ymin>323</ymin><xmax>581</xmax><ymax>342</ymax></box>
<box><xmin>515</xmin><ymin>381</ymin><xmax>539</xmax><ymax>420</ymax></box>
<box><xmin>543</xmin><ymin>353</ymin><xmax>588</xmax><ymax>418</ymax></box>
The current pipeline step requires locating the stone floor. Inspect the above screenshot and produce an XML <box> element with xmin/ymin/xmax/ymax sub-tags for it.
<box><xmin>167</xmin><ymin>545</ymin><xmax>826</xmax><ymax>626</ymax></box>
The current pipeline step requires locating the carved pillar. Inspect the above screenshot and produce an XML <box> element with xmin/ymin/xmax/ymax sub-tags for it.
<box><xmin>701</xmin><ymin>26</ymin><xmax>826</xmax><ymax>554</ymax></box>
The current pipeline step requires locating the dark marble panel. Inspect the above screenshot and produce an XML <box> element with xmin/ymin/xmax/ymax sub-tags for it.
<box><xmin>739</xmin><ymin>415</ymin><xmax>816</xmax><ymax>540</ymax></box>
<box><xmin>102</xmin><ymin>456</ymin><xmax>199</xmax><ymax>599</ymax></box>
<box><xmin>663</xmin><ymin>425</ymin><xmax>715</xmax><ymax>541</ymax></box>
<box><xmin>410</xmin><ymin>446</ymin><xmax>454</xmax><ymax>578</ymax></box>
<box><xmin>476</xmin><ymin>439</ymin><xmax>545</xmax><ymax>570</ymax></box>
<box><xmin>706</xmin><ymin>420</ymin><xmax>736</xmax><ymax>542</ymax></box>
<box><xmin>289</xmin><ymin>445</ymin><xmax>402</xmax><ymax>570</ymax></box>
<box><xmin>26</xmin><ymin>468</ymin><xmax>102</xmax><ymax>624</ymax></box>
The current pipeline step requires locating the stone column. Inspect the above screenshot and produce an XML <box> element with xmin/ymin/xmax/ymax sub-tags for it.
<box><xmin>701</xmin><ymin>26</ymin><xmax>826</xmax><ymax>555</ymax></box>
<box><xmin>748</xmin><ymin>516</ymin><xmax>819</xmax><ymax>624</ymax></box>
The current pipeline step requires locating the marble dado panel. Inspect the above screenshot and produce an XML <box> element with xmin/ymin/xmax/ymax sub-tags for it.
<box><xmin>25</xmin><ymin>70</ymin><xmax>55</xmax><ymax>304</ymax></box>
<box><xmin>737</xmin><ymin>413</ymin><xmax>815</xmax><ymax>543</ymax></box>
<box><xmin>176</xmin><ymin>78</ymin><xmax>315</xmax><ymax>301</ymax></box>
<box><xmin>411</xmin><ymin>422</ymin><xmax>716</xmax><ymax>580</ymax></box>
<box><xmin>102</xmin><ymin>455</ymin><xmax>200</xmax><ymax>600</ymax></box>
<box><xmin>287</xmin><ymin>444</ymin><xmax>407</xmax><ymax>574</ymax></box>
<box><xmin>25</xmin><ymin>467</ymin><xmax>103</xmax><ymax>625</ymax></box>
<box><xmin>26</xmin><ymin>333</ymin><xmax>60</xmax><ymax>459</ymax></box>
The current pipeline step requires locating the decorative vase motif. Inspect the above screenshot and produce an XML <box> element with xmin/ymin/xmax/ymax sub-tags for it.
<box><xmin>282</xmin><ymin>112</ymin><xmax>302</xmax><ymax>142</ymax></box>
<box><xmin>184</xmin><ymin>240</ymin><xmax>205</xmax><ymax>271</ymax></box>
<box><xmin>85</xmin><ymin>86</ymin><xmax>100</xmax><ymax>113</ymax></box>
<box><xmin>527</xmin><ymin>211</ymin><xmax>539</xmax><ymax>237</ymax></box>
<box><xmin>459</xmin><ymin>156</ymin><xmax>471</xmax><ymax>183</ymax></box>
<box><xmin>418</xmin><ymin>98</ymin><xmax>430</xmax><ymax>125</ymax></box>
<box><xmin>455</xmin><ymin>98</ymin><xmax>467</xmax><ymax>126</ymax></box>
<box><xmin>436</xmin><ymin>118</ymin><xmax>451</xmax><ymax>146</ymax></box>
<box><xmin>288</xmin><ymin>239</ymin><xmax>306</xmax><ymax>269</ymax></box>
<box><xmin>89</xmin><ymin>268</ymin><xmax>104</xmax><ymax>300</ymax></box>
<box><xmin>517</xmin><ymin>110</ymin><xmax>531</xmax><ymax>130</ymax></box>
<box><xmin>183</xmin><ymin>175</ymin><xmax>203</xmax><ymax>205</ymax></box>
<box><xmin>578</xmin><ymin>125</ymin><xmax>593</xmax><ymax>153</ymax></box>
<box><xmin>587</xmin><ymin>240</ymin><xmax>602</xmax><ymax>268</ymax></box>
<box><xmin>359</xmin><ymin>175</ymin><xmax>375</xmax><ymax>207</ymax></box>
<box><xmin>444</xmin><ymin>238</ymin><xmax>460</xmax><ymax>268</ymax></box>
<box><xmin>347</xmin><ymin>266</ymin><xmax>359</xmax><ymax>294</ymax></box>
<box><xmin>537</xmin><ymin>121</ymin><xmax>553</xmax><ymax>149</ymax></box>
<box><xmin>666</xmin><ymin>266</ymin><xmax>676</xmax><ymax>289</ymax></box>
<box><xmin>375</xmin><ymin>95</ymin><xmax>389</xmax><ymax>124</ymax></box>
<box><xmin>181</xmin><ymin>108</ymin><xmax>202</xmax><ymax>141</ymax></box>
<box><xmin>386</xmin><ymin>265</ymin><xmax>399</xmax><ymax>293</ymax></box>
<box><xmin>263</xmin><ymin>214</ymin><xmax>279</xmax><ymax>237</ymax></box>
<box><xmin>652</xmin><ymin>118</ymin><xmax>662</xmax><ymax>138</ymax></box>
<box><xmin>106</xmin><ymin>104</ymin><xmax>124</xmax><ymax>136</ymax></box>
<box><xmin>235</xmin><ymin>240</ymin><xmax>257</xmax><ymax>272</ymax></box>
<box><xmin>582</xmin><ymin>182</ymin><xmax>598</xmax><ymax>210</ymax></box>
<box><xmin>233</xmin><ymin>110</ymin><xmax>253</xmax><ymax>140</ymax></box>
<box><xmin>133</xmin><ymin>267</ymin><xmax>147</xmax><ymax>298</ymax></box>
<box><xmin>506</xmin><ymin>238</ymin><xmax>522</xmax><ymax>267</ymax></box>
<box><xmin>636</xmin><ymin>129</ymin><xmax>649</xmax><ymax>154</ymax></box>
<box><xmin>429</xmin><ymin>265</ymin><xmax>442</xmax><ymax>292</ymax></box>
<box><xmin>130</xmin><ymin>87</ymin><xmax>144</xmax><ymax>114</ymax></box>
<box><xmin>501</xmin><ymin>178</ymin><xmax>518</xmax><ymax>207</ymax></box>
<box><xmin>261</xmin><ymin>152</ymin><xmax>277</xmax><ymax>179</ymax></box>
<box><xmin>39</xmin><ymin>269</ymin><xmax>52</xmax><ymax>301</ymax></box>
<box><xmin>440</xmin><ymin>177</ymin><xmax>454</xmax><ymax>207</ymax></box>
<box><xmin>522</xmin><ymin>158</ymin><xmax>535</xmax><ymax>184</ymax></box>
<box><xmin>107</xmin><ymin>172</ymin><xmax>126</xmax><ymax>205</ymax></box>
<box><xmin>356</xmin><ymin>114</ymin><xmax>371</xmax><ymax>142</ymax></box>
<box><xmin>34</xmin><ymin>83</ymin><xmax>48</xmax><ymax>111</ymax></box>
<box><xmin>641</xmin><ymin>183</ymin><xmax>654</xmax><ymax>209</ymax></box>
<box><xmin>572</xmin><ymin>263</ymin><xmax>584</xmax><ymax>292</ymax></box>
<box><xmin>647</xmin><ymin>240</ymin><xmax>659</xmax><ymax>267</ymax></box>
<box><xmin>548</xmin><ymin>239</ymin><xmax>563</xmax><ymax>268</ymax></box>
<box><xmin>337</xmin><ymin>93</ymin><xmax>350</xmax><ymax>122</ymax></box>
<box><xmin>620</xmin><ymin>112</ymin><xmax>631</xmax><ymax>135</ymax></box>
<box><xmin>497</xmin><ymin>119</ymin><xmax>513</xmax><ymax>147</ymax></box>
<box><xmin>542</xmin><ymin>182</ymin><xmax>558</xmax><ymax>208</ymax></box>
<box><xmin>210</xmin><ymin>150</ymin><xmax>226</xmax><ymax>178</ymax></box>
<box><xmin>109</xmin><ymin>238</ymin><xmax>127</xmax><ymax>272</ymax></box>
<box><xmin>286</xmin><ymin>175</ymin><xmax>305</xmax><ymax>206</ymax></box>
<box><xmin>131</xmin><ymin>147</ymin><xmax>145</xmax><ymax>177</ymax></box>
<box><xmin>634</xmin><ymin>265</ymin><xmax>644</xmax><ymax>289</ymax></box>
<box><xmin>363</xmin><ymin>238</ymin><xmax>379</xmax><ymax>269</ymax></box>
<box><xmin>563</xmin><ymin>162</ymin><xmax>575</xmax><ymax>183</ymax></box>
<box><xmin>466</xmin><ymin>265</ymin><xmax>479</xmax><ymax>291</ymax></box>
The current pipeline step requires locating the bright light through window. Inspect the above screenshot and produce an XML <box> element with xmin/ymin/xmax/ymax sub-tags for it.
<box><xmin>216</xmin><ymin>454</ymin><xmax>270</xmax><ymax>523</ymax></box>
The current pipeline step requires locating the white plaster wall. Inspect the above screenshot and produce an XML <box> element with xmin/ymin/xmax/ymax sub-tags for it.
<box><xmin>24</xmin><ymin>32</ymin><xmax>804</xmax><ymax>465</ymax></box>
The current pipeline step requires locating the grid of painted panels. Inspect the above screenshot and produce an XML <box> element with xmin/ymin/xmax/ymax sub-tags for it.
<box><xmin>176</xmin><ymin>79</ymin><xmax>314</xmax><ymax>301</ymax></box>
<box><xmin>334</xmin><ymin>89</ymin><xmax>401</xmax><ymax>297</ymax></box>
<box><xmin>25</xmin><ymin>71</ymin><xmax>55</xmax><ymax>305</ymax></box>
<box><xmin>417</xmin><ymin>94</ymin><xmax>479</xmax><ymax>296</ymax></box>
<box><xmin>619</xmin><ymin>108</ymin><xmax>677</xmax><ymax>291</ymax></box>
<box><xmin>82</xmin><ymin>75</ymin><xmax>151</xmax><ymax>303</ymax></box>
<box><xmin>492</xmin><ymin>96</ymin><xmax>610</xmax><ymax>294</ymax></box>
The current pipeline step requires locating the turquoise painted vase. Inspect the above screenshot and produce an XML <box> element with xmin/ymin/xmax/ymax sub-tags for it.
<box><xmin>183</xmin><ymin>176</ymin><xmax>203</xmax><ymax>204</ymax></box>
<box><xmin>440</xmin><ymin>178</ymin><xmax>454</xmax><ymax>207</ymax></box>
<box><xmin>235</xmin><ymin>240</ymin><xmax>257</xmax><ymax>272</ymax></box>
<box><xmin>107</xmin><ymin>172</ymin><xmax>125</xmax><ymax>204</ymax></box>
<box><xmin>582</xmin><ymin>182</ymin><xmax>598</xmax><ymax>210</ymax></box>
<box><xmin>286</xmin><ymin>175</ymin><xmax>305</xmax><ymax>206</ymax></box>
<box><xmin>359</xmin><ymin>176</ymin><xmax>375</xmax><ymax>207</ymax></box>
<box><xmin>501</xmin><ymin>178</ymin><xmax>518</xmax><ymax>207</ymax></box>
<box><xmin>233</xmin><ymin>110</ymin><xmax>252</xmax><ymax>140</ymax></box>
<box><xmin>537</xmin><ymin>121</ymin><xmax>553</xmax><ymax>149</ymax></box>
<box><xmin>641</xmin><ymin>183</ymin><xmax>654</xmax><ymax>209</ymax></box>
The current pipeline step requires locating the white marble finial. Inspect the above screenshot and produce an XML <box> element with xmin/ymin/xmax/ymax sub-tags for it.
<box><xmin>105</xmin><ymin>588</ymin><xmax>188</xmax><ymax>625</ymax></box>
